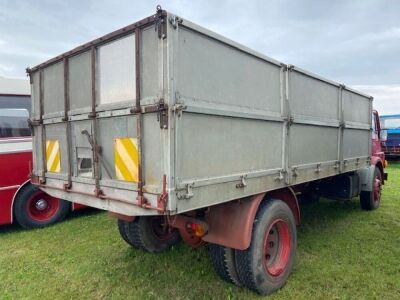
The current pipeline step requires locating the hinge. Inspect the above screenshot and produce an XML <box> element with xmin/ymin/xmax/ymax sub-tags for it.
<box><xmin>155</xmin><ymin>5</ymin><xmax>167</xmax><ymax>39</ymax></box>
<box><xmin>169</xmin><ymin>16</ymin><xmax>183</xmax><ymax>29</ymax></box>
<box><xmin>27</xmin><ymin>118</ymin><xmax>41</xmax><ymax>135</ymax></box>
<box><xmin>284</xmin><ymin>116</ymin><xmax>294</xmax><ymax>128</ymax></box>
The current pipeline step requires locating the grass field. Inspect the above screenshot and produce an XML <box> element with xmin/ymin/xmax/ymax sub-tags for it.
<box><xmin>0</xmin><ymin>163</ymin><xmax>399</xmax><ymax>300</ymax></box>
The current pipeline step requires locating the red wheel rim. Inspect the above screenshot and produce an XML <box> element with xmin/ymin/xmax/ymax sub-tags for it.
<box><xmin>263</xmin><ymin>219</ymin><xmax>291</xmax><ymax>277</ymax></box>
<box><xmin>26</xmin><ymin>191</ymin><xmax>60</xmax><ymax>222</ymax></box>
<box><xmin>151</xmin><ymin>216</ymin><xmax>177</xmax><ymax>241</ymax></box>
<box><xmin>373</xmin><ymin>175</ymin><xmax>382</xmax><ymax>203</ymax></box>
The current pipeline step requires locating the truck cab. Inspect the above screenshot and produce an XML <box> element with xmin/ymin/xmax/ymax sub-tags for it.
<box><xmin>379</xmin><ymin>114</ymin><xmax>400</xmax><ymax>158</ymax></box>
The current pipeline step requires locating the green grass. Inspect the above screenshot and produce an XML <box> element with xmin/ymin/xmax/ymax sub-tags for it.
<box><xmin>1</xmin><ymin>164</ymin><xmax>400</xmax><ymax>300</ymax></box>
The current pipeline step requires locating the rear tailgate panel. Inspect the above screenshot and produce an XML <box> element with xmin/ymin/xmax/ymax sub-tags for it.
<box><xmin>29</xmin><ymin>13</ymin><xmax>168</xmax><ymax>216</ymax></box>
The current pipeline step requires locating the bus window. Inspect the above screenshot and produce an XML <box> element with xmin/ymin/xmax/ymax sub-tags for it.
<box><xmin>0</xmin><ymin>95</ymin><xmax>31</xmax><ymax>138</ymax></box>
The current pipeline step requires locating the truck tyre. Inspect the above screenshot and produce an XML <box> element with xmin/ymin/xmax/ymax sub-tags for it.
<box><xmin>14</xmin><ymin>184</ymin><xmax>70</xmax><ymax>229</ymax></box>
<box><xmin>360</xmin><ymin>167</ymin><xmax>382</xmax><ymax>210</ymax></box>
<box><xmin>117</xmin><ymin>219</ymin><xmax>135</xmax><ymax>246</ymax></box>
<box><xmin>235</xmin><ymin>199</ymin><xmax>297</xmax><ymax>295</ymax></box>
<box><xmin>209</xmin><ymin>244</ymin><xmax>241</xmax><ymax>286</ymax></box>
<box><xmin>124</xmin><ymin>216</ymin><xmax>180</xmax><ymax>253</ymax></box>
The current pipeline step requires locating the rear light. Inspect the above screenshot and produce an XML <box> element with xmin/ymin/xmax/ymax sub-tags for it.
<box><xmin>186</xmin><ymin>222</ymin><xmax>208</xmax><ymax>237</ymax></box>
<box><xmin>384</xmin><ymin>160</ymin><xmax>388</xmax><ymax>168</ymax></box>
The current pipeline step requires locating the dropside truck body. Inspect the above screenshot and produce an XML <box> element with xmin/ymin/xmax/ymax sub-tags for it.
<box><xmin>27</xmin><ymin>8</ymin><xmax>386</xmax><ymax>295</ymax></box>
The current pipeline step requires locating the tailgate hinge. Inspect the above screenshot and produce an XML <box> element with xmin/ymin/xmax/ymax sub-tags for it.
<box><xmin>155</xmin><ymin>5</ymin><xmax>167</xmax><ymax>39</ymax></box>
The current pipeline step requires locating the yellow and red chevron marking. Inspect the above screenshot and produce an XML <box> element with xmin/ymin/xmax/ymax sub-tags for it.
<box><xmin>114</xmin><ymin>137</ymin><xmax>139</xmax><ymax>182</ymax></box>
<box><xmin>46</xmin><ymin>140</ymin><xmax>61</xmax><ymax>173</ymax></box>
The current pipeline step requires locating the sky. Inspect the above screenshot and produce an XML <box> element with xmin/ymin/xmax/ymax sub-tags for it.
<box><xmin>0</xmin><ymin>0</ymin><xmax>399</xmax><ymax>114</ymax></box>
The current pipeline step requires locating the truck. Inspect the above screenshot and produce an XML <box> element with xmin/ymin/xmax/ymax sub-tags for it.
<box><xmin>26</xmin><ymin>7</ymin><xmax>387</xmax><ymax>295</ymax></box>
<box><xmin>380</xmin><ymin>114</ymin><xmax>400</xmax><ymax>158</ymax></box>
<box><xmin>0</xmin><ymin>76</ymin><xmax>85</xmax><ymax>228</ymax></box>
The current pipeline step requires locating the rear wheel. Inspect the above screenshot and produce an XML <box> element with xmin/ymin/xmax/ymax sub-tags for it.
<box><xmin>235</xmin><ymin>199</ymin><xmax>297</xmax><ymax>295</ymax></box>
<box><xmin>119</xmin><ymin>216</ymin><xmax>180</xmax><ymax>253</ymax></box>
<box><xmin>209</xmin><ymin>244</ymin><xmax>241</xmax><ymax>286</ymax></box>
<box><xmin>14</xmin><ymin>184</ymin><xmax>70</xmax><ymax>229</ymax></box>
<box><xmin>360</xmin><ymin>167</ymin><xmax>382</xmax><ymax>210</ymax></box>
<box><xmin>117</xmin><ymin>219</ymin><xmax>134</xmax><ymax>246</ymax></box>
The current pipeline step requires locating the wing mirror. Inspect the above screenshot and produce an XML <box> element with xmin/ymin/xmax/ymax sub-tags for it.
<box><xmin>380</xmin><ymin>129</ymin><xmax>387</xmax><ymax>142</ymax></box>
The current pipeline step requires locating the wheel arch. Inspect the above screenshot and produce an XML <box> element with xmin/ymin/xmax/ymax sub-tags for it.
<box><xmin>203</xmin><ymin>188</ymin><xmax>300</xmax><ymax>250</ymax></box>
<box><xmin>10</xmin><ymin>179</ymin><xmax>31</xmax><ymax>224</ymax></box>
<box><xmin>372</xmin><ymin>158</ymin><xmax>385</xmax><ymax>184</ymax></box>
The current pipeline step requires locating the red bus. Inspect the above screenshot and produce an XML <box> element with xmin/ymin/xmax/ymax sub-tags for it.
<box><xmin>0</xmin><ymin>77</ymin><xmax>84</xmax><ymax>228</ymax></box>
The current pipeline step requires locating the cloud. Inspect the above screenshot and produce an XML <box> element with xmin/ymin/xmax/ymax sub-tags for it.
<box><xmin>0</xmin><ymin>0</ymin><xmax>398</xmax><ymax>113</ymax></box>
<box><xmin>352</xmin><ymin>84</ymin><xmax>400</xmax><ymax>115</ymax></box>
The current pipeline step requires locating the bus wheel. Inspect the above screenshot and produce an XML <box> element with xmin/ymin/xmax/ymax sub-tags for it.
<box><xmin>14</xmin><ymin>184</ymin><xmax>70</xmax><ymax>229</ymax></box>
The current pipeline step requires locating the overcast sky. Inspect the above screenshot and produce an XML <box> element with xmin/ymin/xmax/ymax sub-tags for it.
<box><xmin>0</xmin><ymin>0</ymin><xmax>399</xmax><ymax>114</ymax></box>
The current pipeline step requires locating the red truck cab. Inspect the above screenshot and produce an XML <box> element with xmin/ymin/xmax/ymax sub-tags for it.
<box><xmin>372</xmin><ymin>110</ymin><xmax>388</xmax><ymax>180</ymax></box>
<box><xmin>0</xmin><ymin>77</ymin><xmax>84</xmax><ymax>228</ymax></box>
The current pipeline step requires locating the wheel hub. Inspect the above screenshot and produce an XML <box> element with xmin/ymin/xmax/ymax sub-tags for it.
<box><xmin>373</xmin><ymin>176</ymin><xmax>381</xmax><ymax>202</ymax></box>
<box><xmin>263</xmin><ymin>219</ymin><xmax>291</xmax><ymax>277</ymax></box>
<box><xmin>35</xmin><ymin>199</ymin><xmax>48</xmax><ymax>211</ymax></box>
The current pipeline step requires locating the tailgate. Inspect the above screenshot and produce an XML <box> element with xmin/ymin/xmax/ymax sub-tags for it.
<box><xmin>28</xmin><ymin>11</ymin><xmax>170</xmax><ymax>216</ymax></box>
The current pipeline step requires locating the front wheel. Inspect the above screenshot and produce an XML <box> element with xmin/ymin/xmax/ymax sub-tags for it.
<box><xmin>360</xmin><ymin>166</ymin><xmax>382</xmax><ymax>210</ymax></box>
<box><xmin>14</xmin><ymin>184</ymin><xmax>70</xmax><ymax>229</ymax></box>
<box><xmin>235</xmin><ymin>199</ymin><xmax>297</xmax><ymax>295</ymax></box>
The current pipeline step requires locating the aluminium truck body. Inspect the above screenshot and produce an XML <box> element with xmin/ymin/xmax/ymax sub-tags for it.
<box><xmin>27</xmin><ymin>8</ymin><xmax>386</xmax><ymax>295</ymax></box>
<box><xmin>28</xmin><ymin>11</ymin><xmax>372</xmax><ymax>216</ymax></box>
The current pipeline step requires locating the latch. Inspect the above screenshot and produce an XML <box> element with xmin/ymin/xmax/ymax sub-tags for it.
<box><xmin>275</xmin><ymin>169</ymin><xmax>285</xmax><ymax>181</ymax></box>
<box><xmin>292</xmin><ymin>167</ymin><xmax>298</xmax><ymax>178</ymax></box>
<box><xmin>157</xmin><ymin>99</ymin><xmax>168</xmax><ymax>129</ymax></box>
<box><xmin>183</xmin><ymin>183</ymin><xmax>194</xmax><ymax>199</ymax></box>
<box><xmin>177</xmin><ymin>183</ymin><xmax>194</xmax><ymax>200</ymax></box>
<box><xmin>315</xmin><ymin>163</ymin><xmax>321</xmax><ymax>173</ymax></box>
<box><xmin>81</xmin><ymin>130</ymin><xmax>102</xmax><ymax>158</ymax></box>
<box><xmin>236</xmin><ymin>175</ymin><xmax>247</xmax><ymax>188</ymax></box>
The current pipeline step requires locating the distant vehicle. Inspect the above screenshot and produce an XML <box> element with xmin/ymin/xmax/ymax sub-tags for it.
<box><xmin>379</xmin><ymin>114</ymin><xmax>400</xmax><ymax>158</ymax></box>
<box><xmin>0</xmin><ymin>77</ymin><xmax>85</xmax><ymax>228</ymax></box>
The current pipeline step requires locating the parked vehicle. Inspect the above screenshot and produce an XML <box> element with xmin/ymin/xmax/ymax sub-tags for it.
<box><xmin>0</xmin><ymin>77</ymin><xmax>85</xmax><ymax>229</ymax></box>
<box><xmin>27</xmin><ymin>7</ymin><xmax>387</xmax><ymax>295</ymax></box>
<box><xmin>380</xmin><ymin>114</ymin><xmax>400</xmax><ymax>158</ymax></box>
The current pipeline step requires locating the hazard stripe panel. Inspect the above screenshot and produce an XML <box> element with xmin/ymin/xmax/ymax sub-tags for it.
<box><xmin>114</xmin><ymin>137</ymin><xmax>139</xmax><ymax>182</ymax></box>
<box><xmin>46</xmin><ymin>140</ymin><xmax>61</xmax><ymax>173</ymax></box>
